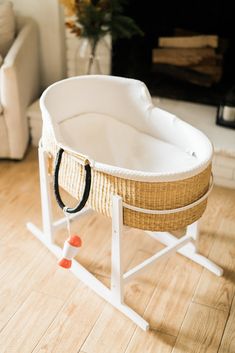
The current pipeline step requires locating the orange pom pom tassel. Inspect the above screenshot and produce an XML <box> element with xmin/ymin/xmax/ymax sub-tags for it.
<box><xmin>68</xmin><ymin>235</ymin><xmax>82</xmax><ymax>247</ymax></box>
<box><xmin>58</xmin><ymin>258</ymin><xmax>72</xmax><ymax>269</ymax></box>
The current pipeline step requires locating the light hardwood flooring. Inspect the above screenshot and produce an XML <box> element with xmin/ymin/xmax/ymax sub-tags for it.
<box><xmin>0</xmin><ymin>147</ymin><xmax>235</xmax><ymax>353</ymax></box>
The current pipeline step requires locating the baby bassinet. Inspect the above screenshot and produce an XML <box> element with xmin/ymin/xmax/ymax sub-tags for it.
<box><xmin>28</xmin><ymin>75</ymin><xmax>223</xmax><ymax>331</ymax></box>
<box><xmin>41</xmin><ymin>75</ymin><xmax>212</xmax><ymax>231</ymax></box>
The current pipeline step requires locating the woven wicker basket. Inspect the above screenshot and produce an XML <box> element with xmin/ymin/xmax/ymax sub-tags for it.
<box><xmin>41</xmin><ymin>75</ymin><xmax>213</xmax><ymax>232</ymax></box>
<box><xmin>43</xmin><ymin>130</ymin><xmax>211</xmax><ymax>232</ymax></box>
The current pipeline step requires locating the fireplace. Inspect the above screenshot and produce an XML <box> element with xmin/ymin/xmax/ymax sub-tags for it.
<box><xmin>112</xmin><ymin>0</ymin><xmax>235</xmax><ymax>107</ymax></box>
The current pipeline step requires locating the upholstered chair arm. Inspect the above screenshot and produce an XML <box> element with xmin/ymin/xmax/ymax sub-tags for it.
<box><xmin>0</xmin><ymin>17</ymin><xmax>40</xmax><ymax>158</ymax></box>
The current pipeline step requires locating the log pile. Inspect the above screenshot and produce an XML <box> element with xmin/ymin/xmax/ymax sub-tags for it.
<box><xmin>152</xmin><ymin>30</ymin><xmax>226</xmax><ymax>87</ymax></box>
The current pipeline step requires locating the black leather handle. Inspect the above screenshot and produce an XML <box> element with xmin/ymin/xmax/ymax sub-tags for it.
<box><xmin>53</xmin><ymin>148</ymin><xmax>91</xmax><ymax>213</ymax></box>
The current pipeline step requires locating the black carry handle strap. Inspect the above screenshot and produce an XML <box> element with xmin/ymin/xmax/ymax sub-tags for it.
<box><xmin>54</xmin><ymin>148</ymin><xmax>91</xmax><ymax>214</ymax></box>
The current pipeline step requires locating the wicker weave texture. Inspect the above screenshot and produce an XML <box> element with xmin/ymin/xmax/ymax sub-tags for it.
<box><xmin>43</xmin><ymin>131</ymin><xmax>211</xmax><ymax>231</ymax></box>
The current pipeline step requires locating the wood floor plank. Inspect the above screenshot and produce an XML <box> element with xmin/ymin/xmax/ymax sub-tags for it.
<box><xmin>0</xmin><ymin>155</ymin><xmax>38</xmax><ymax>205</ymax></box>
<box><xmin>0</xmin><ymin>170</ymin><xmax>38</xmax><ymax>197</ymax></box>
<box><xmin>0</xmin><ymin>244</ymin><xmax>75</xmax><ymax>326</ymax></box>
<box><xmin>0</xmin><ymin>245</ymin><xmax>23</xmax><ymax>281</ymax></box>
<box><xmin>144</xmin><ymin>254</ymin><xmax>202</xmax><ymax>337</ymax></box>
<box><xmin>124</xmin><ymin>250</ymin><xmax>168</xmax><ymax>314</ymax></box>
<box><xmin>0</xmin><ymin>321</ymin><xmax>5</xmax><ymax>332</ymax></box>
<box><xmin>32</xmin><ymin>283</ymin><xmax>105</xmax><ymax>353</ymax></box>
<box><xmin>194</xmin><ymin>186</ymin><xmax>235</xmax><ymax>266</ymax></box>
<box><xmin>0</xmin><ymin>247</ymin><xmax>46</xmax><ymax>324</ymax></box>
<box><xmin>125</xmin><ymin>328</ymin><xmax>176</xmax><ymax>353</ymax></box>
<box><xmin>199</xmin><ymin>186</ymin><xmax>231</xmax><ymax>235</ymax></box>
<box><xmin>32</xmin><ymin>252</ymin><xmax>78</xmax><ymax>300</ymax></box>
<box><xmin>218</xmin><ymin>294</ymin><xmax>235</xmax><ymax>353</ymax></box>
<box><xmin>0</xmin><ymin>192</ymin><xmax>41</xmax><ymax>250</ymax></box>
<box><xmin>193</xmin><ymin>219</ymin><xmax>235</xmax><ymax>311</ymax></box>
<box><xmin>0</xmin><ymin>233</ymin><xmax>76</xmax><ymax>308</ymax></box>
<box><xmin>81</xmin><ymin>305</ymin><xmax>136</xmax><ymax>353</ymax></box>
<box><xmin>172</xmin><ymin>302</ymin><xmax>228</xmax><ymax>353</ymax></box>
<box><xmin>81</xmin><ymin>249</ymin><xmax>168</xmax><ymax>353</ymax></box>
<box><xmin>0</xmin><ymin>291</ymin><xmax>63</xmax><ymax>353</ymax></box>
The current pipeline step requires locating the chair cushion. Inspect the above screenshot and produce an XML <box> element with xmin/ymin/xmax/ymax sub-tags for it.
<box><xmin>0</xmin><ymin>1</ymin><xmax>16</xmax><ymax>57</ymax></box>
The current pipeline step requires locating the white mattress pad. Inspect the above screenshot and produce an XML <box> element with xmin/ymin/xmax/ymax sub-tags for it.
<box><xmin>60</xmin><ymin>113</ymin><xmax>202</xmax><ymax>177</ymax></box>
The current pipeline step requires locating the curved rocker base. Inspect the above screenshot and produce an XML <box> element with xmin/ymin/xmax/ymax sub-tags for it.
<box><xmin>26</xmin><ymin>147</ymin><xmax>223</xmax><ymax>331</ymax></box>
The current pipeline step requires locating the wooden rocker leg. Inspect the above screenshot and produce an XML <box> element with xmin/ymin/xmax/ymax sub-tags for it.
<box><xmin>147</xmin><ymin>222</ymin><xmax>223</xmax><ymax>277</ymax></box>
<box><xmin>110</xmin><ymin>195</ymin><xmax>149</xmax><ymax>330</ymax></box>
<box><xmin>111</xmin><ymin>195</ymin><xmax>124</xmax><ymax>303</ymax></box>
<box><xmin>27</xmin><ymin>145</ymin><xmax>222</xmax><ymax>331</ymax></box>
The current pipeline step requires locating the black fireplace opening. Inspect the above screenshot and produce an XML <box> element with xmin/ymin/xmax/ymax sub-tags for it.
<box><xmin>112</xmin><ymin>0</ymin><xmax>235</xmax><ymax>107</ymax></box>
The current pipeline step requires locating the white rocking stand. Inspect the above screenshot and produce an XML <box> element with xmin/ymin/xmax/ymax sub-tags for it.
<box><xmin>27</xmin><ymin>147</ymin><xmax>223</xmax><ymax>331</ymax></box>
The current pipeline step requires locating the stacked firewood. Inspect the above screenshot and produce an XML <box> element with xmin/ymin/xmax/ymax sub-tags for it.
<box><xmin>152</xmin><ymin>29</ymin><xmax>226</xmax><ymax>87</ymax></box>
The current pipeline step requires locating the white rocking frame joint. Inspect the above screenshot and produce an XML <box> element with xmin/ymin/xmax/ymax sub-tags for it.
<box><xmin>26</xmin><ymin>145</ymin><xmax>223</xmax><ymax>332</ymax></box>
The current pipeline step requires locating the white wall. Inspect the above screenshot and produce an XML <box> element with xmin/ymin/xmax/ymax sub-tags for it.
<box><xmin>11</xmin><ymin>0</ymin><xmax>66</xmax><ymax>89</ymax></box>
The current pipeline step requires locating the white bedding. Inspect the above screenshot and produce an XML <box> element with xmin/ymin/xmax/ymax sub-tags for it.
<box><xmin>42</xmin><ymin>75</ymin><xmax>212</xmax><ymax>182</ymax></box>
<box><xmin>60</xmin><ymin>113</ymin><xmax>199</xmax><ymax>175</ymax></box>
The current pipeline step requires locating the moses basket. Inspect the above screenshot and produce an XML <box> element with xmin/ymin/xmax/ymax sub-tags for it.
<box><xmin>40</xmin><ymin>75</ymin><xmax>213</xmax><ymax>231</ymax></box>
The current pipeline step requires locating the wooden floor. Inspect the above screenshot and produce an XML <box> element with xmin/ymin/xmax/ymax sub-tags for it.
<box><xmin>0</xmin><ymin>147</ymin><xmax>235</xmax><ymax>353</ymax></box>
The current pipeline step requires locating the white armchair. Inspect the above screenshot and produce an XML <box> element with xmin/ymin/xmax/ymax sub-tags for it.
<box><xmin>0</xmin><ymin>15</ymin><xmax>40</xmax><ymax>159</ymax></box>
